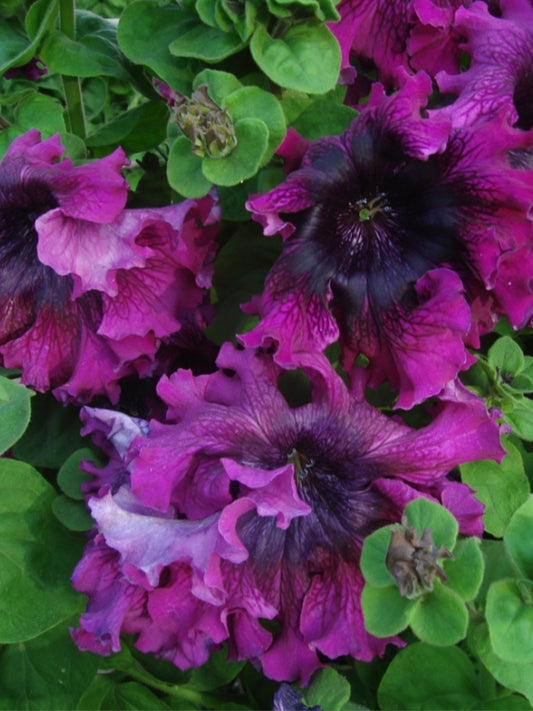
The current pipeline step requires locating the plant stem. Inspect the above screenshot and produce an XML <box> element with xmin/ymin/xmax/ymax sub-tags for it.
<box><xmin>59</xmin><ymin>0</ymin><xmax>86</xmax><ymax>139</ymax></box>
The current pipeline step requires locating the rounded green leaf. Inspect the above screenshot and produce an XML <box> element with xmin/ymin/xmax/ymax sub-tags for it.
<box><xmin>377</xmin><ymin>643</ymin><xmax>480</xmax><ymax>710</ymax></box>
<box><xmin>360</xmin><ymin>525</ymin><xmax>396</xmax><ymax>587</ymax></box>
<box><xmin>0</xmin><ymin>459</ymin><xmax>83</xmax><ymax>642</ymax></box>
<box><xmin>505</xmin><ymin>399</ymin><xmax>533</xmax><ymax>442</ymax></box>
<box><xmin>12</xmin><ymin>393</ymin><xmax>87</xmax><ymax>469</ymax></box>
<box><xmin>250</xmin><ymin>21</ymin><xmax>341</xmax><ymax>94</ymax></box>
<box><xmin>488</xmin><ymin>336</ymin><xmax>525</xmax><ymax>378</ymax></box>
<box><xmin>410</xmin><ymin>582</ymin><xmax>468</xmax><ymax>646</ymax></box>
<box><xmin>0</xmin><ymin>622</ymin><xmax>100</xmax><ymax>710</ymax></box>
<box><xmin>57</xmin><ymin>447</ymin><xmax>98</xmax><ymax>500</ymax></box>
<box><xmin>167</xmin><ymin>135</ymin><xmax>212</xmax><ymax>198</ymax></box>
<box><xmin>117</xmin><ymin>1</ymin><xmax>194</xmax><ymax>91</ymax></box>
<box><xmin>193</xmin><ymin>68</ymin><xmax>243</xmax><ymax>106</ymax></box>
<box><xmin>224</xmin><ymin>86</ymin><xmax>286</xmax><ymax>163</ymax></box>
<box><xmin>0</xmin><ymin>0</ymin><xmax>58</xmax><ymax>74</ymax></box>
<box><xmin>169</xmin><ymin>24</ymin><xmax>246</xmax><ymax>62</ymax></box>
<box><xmin>201</xmin><ymin>117</ymin><xmax>269</xmax><ymax>186</ymax></box>
<box><xmin>486</xmin><ymin>579</ymin><xmax>533</xmax><ymax>663</ymax></box>
<box><xmin>303</xmin><ymin>667</ymin><xmax>351</xmax><ymax>711</ymax></box>
<box><xmin>404</xmin><ymin>498</ymin><xmax>458</xmax><ymax>551</ymax></box>
<box><xmin>52</xmin><ymin>495</ymin><xmax>94</xmax><ymax>532</ymax></box>
<box><xmin>0</xmin><ymin>376</ymin><xmax>32</xmax><ymax>456</ymax></box>
<box><xmin>361</xmin><ymin>583</ymin><xmax>417</xmax><ymax>637</ymax></box>
<box><xmin>41</xmin><ymin>28</ymin><xmax>128</xmax><ymax>79</ymax></box>
<box><xmin>472</xmin><ymin>623</ymin><xmax>533</xmax><ymax>707</ymax></box>
<box><xmin>505</xmin><ymin>496</ymin><xmax>533</xmax><ymax>580</ymax></box>
<box><xmin>460</xmin><ymin>437</ymin><xmax>529</xmax><ymax>537</ymax></box>
<box><xmin>443</xmin><ymin>537</ymin><xmax>484</xmax><ymax>601</ymax></box>
<box><xmin>86</xmin><ymin>101</ymin><xmax>168</xmax><ymax>153</ymax></box>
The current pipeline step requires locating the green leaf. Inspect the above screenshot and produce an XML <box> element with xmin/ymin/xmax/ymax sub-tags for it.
<box><xmin>106</xmin><ymin>682</ymin><xmax>171</xmax><ymax>709</ymax></box>
<box><xmin>12</xmin><ymin>393</ymin><xmax>87</xmax><ymax>469</ymax></box>
<box><xmin>76</xmin><ymin>675</ymin><xmax>114</xmax><ymax>711</ymax></box>
<box><xmin>193</xmin><ymin>68</ymin><xmax>243</xmax><ymax>106</ymax></box>
<box><xmin>201</xmin><ymin>117</ymin><xmax>269</xmax><ymax>186</ymax></box>
<box><xmin>41</xmin><ymin>25</ymin><xmax>128</xmax><ymax>79</ymax></box>
<box><xmin>167</xmin><ymin>135</ymin><xmax>212</xmax><ymax>198</ymax></box>
<box><xmin>505</xmin><ymin>398</ymin><xmax>533</xmax><ymax>441</ymax></box>
<box><xmin>57</xmin><ymin>448</ymin><xmax>99</xmax><ymax>500</ymax></box>
<box><xmin>52</xmin><ymin>495</ymin><xmax>94</xmax><ymax>532</ymax></box>
<box><xmin>86</xmin><ymin>100</ymin><xmax>168</xmax><ymax>152</ymax></box>
<box><xmin>0</xmin><ymin>376</ymin><xmax>32</xmax><ymax>455</ymax></box>
<box><xmin>403</xmin><ymin>498</ymin><xmax>459</xmax><ymax>551</ymax></box>
<box><xmin>410</xmin><ymin>582</ymin><xmax>468</xmax><ymax>646</ymax></box>
<box><xmin>0</xmin><ymin>0</ymin><xmax>58</xmax><ymax>74</ymax></box>
<box><xmin>460</xmin><ymin>438</ymin><xmax>529</xmax><ymax>537</ymax></box>
<box><xmin>169</xmin><ymin>23</ymin><xmax>246</xmax><ymax>62</ymax></box>
<box><xmin>16</xmin><ymin>91</ymin><xmax>66</xmax><ymax>132</ymax></box>
<box><xmin>250</xmin><ymin>21</ymin><xmax>340</xmax><ymax>94</ymax></box>
<box><xmin>471</xmin><ymin>696</ymin><xmax>532</xmax><ymax>710</ymax></box>
<box><xmin>488</xmin><ymin>336</ymin><xmax>525</xmax><ymax>379</ymax></box>
<box><xmin>289</xmin><ymin>93</ymin><xmax>357</xmax><ymax>139</ymax></box>
<box><xmin>0</xmin><ymin>622</ymin><xmax>100</xmax><ymax>710</ymax></box>
<box><xmin>477</xmin><ymin>539</ymin><xmax>517</xmax><ymax>605</ymax></box>
<box><xmin>361</xmin><ymin>583</ymin><xmax>417</xmax><ymax>637</ymax></box>
<box><xmin>359</xmin><ymin>525</ymin><xmax>396</xmax><ymax>587</ymax></box>
<box><xmin>224</xmin><ymin>85</ymin><xmax>286</xmax><ymax>163</ymax></box>
<box><xmin>304</xmin><ymin>667</ymin><xmax>351</xmax><ymax>711</ymax></box>
<box><xmin>377</xmin><ymin>643</ymin><xmax>480</xmax><ymax>710</ymax></box>
<box><xmin>443</xmin><ymin>536</ymin><xmax>484</xmax><ymax>602</ymax></box>
<box><xmin>472</xmin><ymin>623</ymin><xmax>533</xmax><ymax>707</ymax></box>
<box><xmin>117</xmin><ymin>1</ymin><xmax>195</xmax><ymax>92</ymax></box>
<box><xmin>185</xmin><ymin>647</ymin><xmax>246</xmax><ymax>691</ymax></box>
<box><xmin>505</xmin><ymin>496</ymin><xmax>533</xmax><ymax>580</ymax></box>
<box><xmin>486</xmin><ymin>579</ymin><xmax>533</xmax><ymax>663</ymax></box>
<box><xmin>0</xmin><ymin>459</ymin><xmax>83</xmax><ymax>642</ymax></box>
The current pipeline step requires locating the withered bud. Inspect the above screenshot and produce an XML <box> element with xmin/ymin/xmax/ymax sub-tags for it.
<box><xmin>385</xmin><ymin>516</ymin><xmax>454</xmax><ymax>599</ymax></box>
<box><xmin>172</xmin><ymin>84</ymin><xmax>237</xmax><ymax>159</ymax></box>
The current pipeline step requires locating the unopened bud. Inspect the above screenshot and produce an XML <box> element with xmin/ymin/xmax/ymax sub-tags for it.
<box><xmin>173</xmin><ymin>84</ymin><xmax>237</xmax><ymax>159</ymax></box>
<box><xmin>385</xmin><ymin>516</ymin><xmax>454</xmax><ymax>599</ymax></box>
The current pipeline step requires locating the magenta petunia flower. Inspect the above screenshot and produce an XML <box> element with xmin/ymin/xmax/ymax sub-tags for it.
<box><xmin>243</xmin><ymin>72</ymin><xmax>533</xmax><ymax>408</ymax></box>
<box><xmin>432</xmin><ymin>0</ymin><xmax>533</xmax><ymax>130</ymax></box>
<box><xmin>328</xmin><ymin>0</ymin><xmax>468</xmax><ymax>87</ymax></box>
<box><xmin>0</xmin><ymin>129</ymin><xmax>220</xmax><ymax>403</ymax></box>
<box><xmin>71</xmin><ymin>343</ymin><xmax>503</xmax><ymax>682</ymax></box>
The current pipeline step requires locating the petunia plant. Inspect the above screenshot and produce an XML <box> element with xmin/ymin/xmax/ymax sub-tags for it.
<box><xmin>2</xmin><ymin>0</ymin><xmax>533</xmax><ymax>708</ymax></box>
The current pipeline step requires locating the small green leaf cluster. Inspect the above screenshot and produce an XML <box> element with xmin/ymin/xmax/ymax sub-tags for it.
<box><xmin>464</xmin><ymin>335</ymin><xmax>533</xmax><ymax>441</ymax></box>
<box><xmin>169</xmin><ymin>0</ymin><xmax>341</xmax><ymax>94</ymax></box>
<box><xmin>167</xmin><ymin>69</ymin><xmax>286</xmax><ymax>197</ymax></box>
<box><xmin>470</xmin><ymin>496</ymin><xmax>533</xmax><ymax>707</ymax></box>
<box><xmin>361</xmin><ymin>498</ymin><xmax>484</xmax><ymax>647</ymax></box>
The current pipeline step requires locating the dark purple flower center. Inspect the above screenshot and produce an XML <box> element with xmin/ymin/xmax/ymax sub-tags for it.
<box><xmin>236</xmin><ymin>414</ymin><xmax>393</xmax><ymax>568</ymax></box>
<box><xmin>281</xmin><ymin>123</ymin><xmax>464</xmax><ymax>328</ymax></box>
<box><xmin>0</xmin><ymin>176</ymin><xmax>101</xmax><ymax>343</ymax></box>
<box><xmin>513</xmin><ymin>64</ymin><xmax>533</xmax><ymax>130</ymax></box>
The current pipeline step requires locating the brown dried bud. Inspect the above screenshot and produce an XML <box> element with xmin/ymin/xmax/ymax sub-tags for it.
<box><xmin>385</xmin><ymin>516</ymin><xmax>454</xmax><ymax>599</ymax></box>
<box><xmin>172</xmin><ymin>84</ymin><xmax>237</xmax><ymax>159</ymax></box>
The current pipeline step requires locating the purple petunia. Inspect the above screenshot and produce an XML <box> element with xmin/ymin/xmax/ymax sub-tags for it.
<box><xmin>71</xmin><ymin>343</ymin><xmax>503</xmax><ymax>683</ymax></box>
<box><xmin>328</xmin><ymin>0</ymin><xmax>469</xmax><ymax>87</ymax></box>
<box><xmin>431</xmin><ymin>0</ymin><xmax>533</xmax><ymax>130</ymax></box>
<box><xmin>0</xmin><ymin>130</ymin><xmax>220</xmax><ymax>403</ymax></box>
<box><xmin>242</xmin><ymin>72</ymin><xmax>533</xmax><ymax>408</ymax></box>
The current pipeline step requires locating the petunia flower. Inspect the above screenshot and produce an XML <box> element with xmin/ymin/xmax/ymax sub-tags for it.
<box><xmin>0</xmin><ymin>129</ymin><xmax>220</xmax><ymax>403</ymax></box>
<box><xmin>242</xmin><ymin>72</ymin><xmax>533</xmax><ymax>408</ymax></box>
<box><xmin>328</xmin><ymin>0</ymin><xmax>467</xmax><ymax>87</ymax></box>
<box><xmin>3</xmin><ymin>57</ymin><xmax>47</xmax><ymax>81</ymax></box>
<box><xmin>71</xmin><ymin>343</ymin><xmax>503</xmax><ymax>682</ymax></box>
<box><xmin>432</xmin><ymin>0</ymin><xmax>533</xmax><ymax>130</ymax></box>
